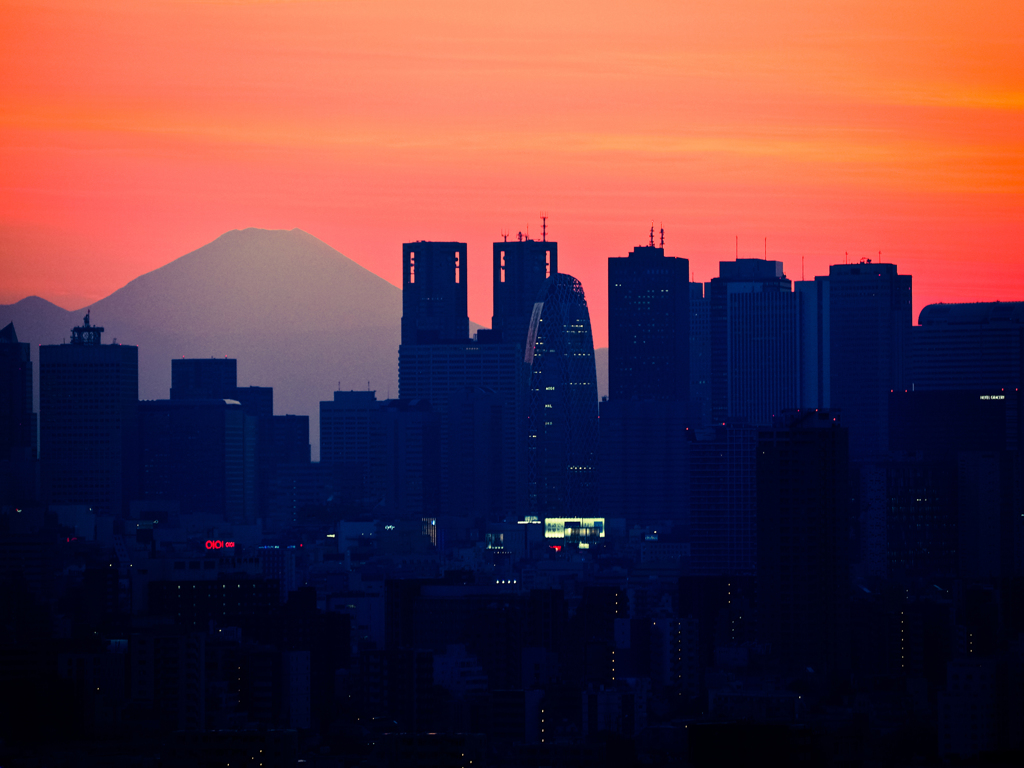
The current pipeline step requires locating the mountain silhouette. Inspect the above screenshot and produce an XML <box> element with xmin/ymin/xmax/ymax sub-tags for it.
<box><xmin>1</xmin><ymin>228</ymin><xmax>610</xmax><ymax>460</ymax></box>
<box><xmin>1</xmin><ymin>228</ymin><xmax>403</xmax><ymax>458</ymax></box>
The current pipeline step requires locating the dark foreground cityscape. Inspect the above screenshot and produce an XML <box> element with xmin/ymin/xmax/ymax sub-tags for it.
<box><xmin>1</xmin><ymin>228</ymin><xmax>1022</xmax><ymax>767</ymax></box>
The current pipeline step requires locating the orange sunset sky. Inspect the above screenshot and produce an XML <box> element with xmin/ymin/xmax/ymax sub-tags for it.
<box><xmin>2</xmin><ymin>0</ymin><xmax>1022</xmax><ymax>346</ymax></box>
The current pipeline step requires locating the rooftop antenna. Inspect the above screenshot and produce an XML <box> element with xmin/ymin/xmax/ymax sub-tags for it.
<box><xmin>540</xmin><ymin>213</ymin><xmax>548</xmax><ymax>242</ymax></box>
<box><xmin>659</xmin><ymin>223</ymin><xmax>664</xmax><ymax>248</ymax></box>
<box><xmin>501</xmin><ymin>228</ymin><xmax>509</xmax><ymax>242</ymax></box>
<box><xmin>845</xmin><ymin>251</ymin><xmax>848</xmax><ymax>264</ymax></box>
<box><xmin>649</xmin><ymin>222</ymin><xmax>655</xmax><ymax>247</ymax></box>
<box><xmin>517</xmin><ymin>231</ymin><xmax>523</xmax><ymax>242</ymax></box>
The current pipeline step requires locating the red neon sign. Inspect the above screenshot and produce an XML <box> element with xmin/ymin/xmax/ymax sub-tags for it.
<box><xmin>205</xmin><ymin>540</ymin><xmax>235</xmax><ymax>550</ymax></box>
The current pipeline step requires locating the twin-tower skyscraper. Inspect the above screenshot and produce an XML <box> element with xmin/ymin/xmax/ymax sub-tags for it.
<box><xmin>398</xmin><ymin>234</ymin><xmax>599</xmax><ymax>522</ymax></box>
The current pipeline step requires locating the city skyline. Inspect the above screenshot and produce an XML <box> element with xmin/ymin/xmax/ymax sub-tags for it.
<box><xmin>2</xmin><ymin>0</ymin><xmax>1022</xmax><ymax>346</ymax></box>
<box><xmin>3</xmin><ymin>3</ymin><xmax>1024</xmax><ymax>763</ymax></box>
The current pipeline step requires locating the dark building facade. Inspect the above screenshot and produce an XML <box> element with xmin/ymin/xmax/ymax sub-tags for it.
<box><xmin>911</xmin><ymin>301</ymin><xmax>1023</xmax><ymax>391</ymax></box>
<box><xmin>378</xmin><ymin>398</ymin><xmax>442</xmax><ymax>521</ymax></box>
<box><xmin>139</xmin><ymin>398</ymin><xmax>251</xmax><ymax>522</ymax></box>
<box><xmin>401</xmin><ymin>241</ymin><xmax>469</xmax><ymax>346</ymax></box>
<box><xmin>690</xmin><ymin>283</ymin><xmax>712</xmax><ymax>428</ymax></box>
<box><xmin>320</xmin><ymin>390</ymin><xmax>384</xmax><ymax>505</ymax></box>
<box><xmin>271</xmin><ymin>414</ymin><xmax>310</xmax><ymax>465</ymax></box>
<box><xmin>447</xmin><ymin>386</ymin><xmax>507</xmax><ymax>520</ymax></box>
<box><xmin>0</xmin><ymin>322</ymin><xmax>37</xmax><ymax>505</ymax></box>
<box><xmin>170</xmin><ymin>358</ymin><xmax>237</xmax><ymax>400</ymax></box>
<box><xmin>39</xmin><ymin>313</ymin><xmax>138</xmax><ymax>516</ymax></box>
<box><xmin>888</xmin><ymin>388</ymin><xmax>1022</xmax><ymax>580</ymax></box>
<box><xmin>320</xmin><ymin>390</ymin><xmax>443</xmax><ymax>520</ymax></box>
<box><xmin>757</xmin><ymin>410</ymin><xmax>850</xmax><ymax>686</ymax></box>
<box><xmin>795</xmin><ymin>276</ymin><xmax>831</xmax><ymax>410</ymax></box>
<box><xmin>0</xmin><ymin>322</ymin><xmax>34</xmax><ymax>460</ymax></box>
<box><xmin>526</xmin><ymin>274</ymin><xmax>599</xmax><ymax>517</ymax></box>
<box><xmin>601</xmin><ymin>237</ymin><xmax>691</xmax><ymax>526</ymax></box>
<box><xmin>172</xmin><ymin>358</ymin><xmax>294</xmax><ymax>519</ymax></box>
<box><xmin>608</xmin><ymin>241</ymin><xmax>690</xmax><ymax>403</ymax></box>
<box><xmin>492</xmin><ymin>236</ymin><xmax>557</xmax><ymax>350</ymax></box>
<box><xmin>828</xmin><ymin>261</ymin><xmax>912</xmax><ymax>461</ymax></box>
<box><xmin>598</xmin><ymin>399</ymin><xmax>689</xmax><ymax>525</ymax></box>
<box><xmin>689</xmin><ymin>422</ymin><xmax>758</xmax><ymax>575</ymax></box>
<box><xmin>398</xmin><ymin>343</ymin><xmax>529</xmax><ymax>520</ymax></box>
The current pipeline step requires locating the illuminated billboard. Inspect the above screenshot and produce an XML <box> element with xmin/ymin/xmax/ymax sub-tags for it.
<box><xmin>543</xmin><ymin>518</ymin><xmax>605</xmax><ymax>544</ymax></box>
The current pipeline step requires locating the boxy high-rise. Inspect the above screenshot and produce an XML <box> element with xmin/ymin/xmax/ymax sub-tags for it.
<box><xmin>40</xmin><ymin>313</ymin><xmax>138</xmax><ymax>516</ymax></box>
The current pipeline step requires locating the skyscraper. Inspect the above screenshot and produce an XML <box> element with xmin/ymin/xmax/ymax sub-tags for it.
<box><xmin>492</xmin><ymin>235</ymin><xmax>557</xmax><ymax>350</ymax></box>
<box><xmin>598</xmin><ymin>399</ymin><xmax>690</xmax><ymax>524</ymax></box>
<box><xmin>170</xmin><ymin>358</ymin><xmax>237</xmax><ymax>400</ymax></box>
<box><xmin>399</xmin><ymin>239</ymin><xmax>528</xmax><ymax>520</ymax></box>
<box><xmin>171</xmin><ymin>358</ymin><xmax>269</xmax><ymax>518</ymax></box>
<box><xmin>828</xmin><ymin>261</ymin><xmax>912</xmax><ymax>461</ymax></box>
<box><xmin>0</xmin><ymin>322</ymin><xmax>37</xmax><ymax>505</ymax></box>
<box><xmin>320</xmin><ymin>390</ymin><xmax>444</xmax><ymax>519</ymax></box>
<box><xmin>320</xmin><ymin>390</ymin><xmax>385</xmax><ymax>505</ymax></box>
<box><xmin>139</xmin><ymin>398</ymin><xmax>249</xmax><ymax>522</ymax></box>
<box><xmin>911</xmin><ymin>302</ymin><xmax>1023</xmax><ymax>391</ymax></box>
<box><xmin>690</xmin><ymin>283</ymin><xmax>711</xmax><ymax>428</ymax></box>
<box><xmin>526</xmin><ymin>273</ymin><xmax>599</xmax><ymax>517</ymax></box>
<box><xmin>706</xmin><ymin>259</ymin><xmax>799</xmax><ymax>426</ymax></box>
<box><xmin>689</xmin><ymin>422</ymin><xmax>758</xmax><ymax>575</ymax></box>
<box><xmin>401</xmin><ymin>241</ymin><xmax>469</xmax><ymax>346</ymax></box>
<box><xmin>39</xmin><ymin>313</ymin><xmax>139</xmax><ymax>516</ymax></box>
<box><xmin>794</xmin><ymin>276</ymin><xmax>831</xmax><ymax>410</ymax></box>
<box><xmin>321</xmin><ymin>390</ymin><xmax>381</xmax><ymax>469</ymax></box>
<box><xmin>399</xmin><ymin>341</ymin><xmax>528</xmax><ymax>520</ymax></box>
<box><xmin>608</xmin><ymin>235</ymin><xmax>690</xmax><ymax>402</ymax></box>
<box><xmin>0</xmin><ymin>322</ymin><xmax>34</xmax><ymax>461</ymax></box>
<box><xmin>447</xmin><ymin>385</ymin><xmax>507</xmax><ymax>520</ymax></box>
<box><xmin>600</xmin><ymin>232</ymin><xmax>691</xmax><ymax>525</ymax></box>
<box><xmin>888</xmin><ymin>388</ymin><xmax>1022</xmax><ymax>580</ymax></box>
<box><xmin>757</xmin><ymin>410</ymin><xmax>850</xmax><ymax>685</ymax></box>
<box><xmin>378</xmin><ymin>398</ymin><xmax>442</xmax><ymax>521</ymax></box>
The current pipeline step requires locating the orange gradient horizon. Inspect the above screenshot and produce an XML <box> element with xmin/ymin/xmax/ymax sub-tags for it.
<box><xmin>2</xmin><ymin>0</ymin><xmax>1022</xmax><ymax>346</ymax></box>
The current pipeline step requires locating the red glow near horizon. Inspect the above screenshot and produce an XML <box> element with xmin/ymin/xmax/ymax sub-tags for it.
<box><xmin>1</xmin><ymin>1</ymin><xmax>1022</xmax><ymax>343</ymax></box>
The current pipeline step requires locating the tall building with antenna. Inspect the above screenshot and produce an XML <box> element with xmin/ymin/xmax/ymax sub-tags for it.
<box><xmin>399</xmin><ymin>240</ymin><xmax>528</xmax><ymax>519</ymax></box>
<box><xmin>491</xmin><ymin>221</ymin><xmax>557</xmax><ymax>350</ymax></box>
<box><xmin>607</xmin><ymin>225</ymin><xmax>690</xmax><ymax>402</ymax></box>
<box><xmin>600</xmin><ymin>227</ymin><xmax>692</xmax><ymax>525</ymax></box>
<box><xmin>39</xmin><ymin>313</ymin><xmax>139</xmax><ymax>516</ymax></box>
<box><xmin>705</xmin><ymin>259</ymin><xmax>798</xmax><ymax>426</ymax></box>
<box><xmin>828</xmin><ymin>260</ymin><xmax>911</xmax><ymax>461</ymax></box>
